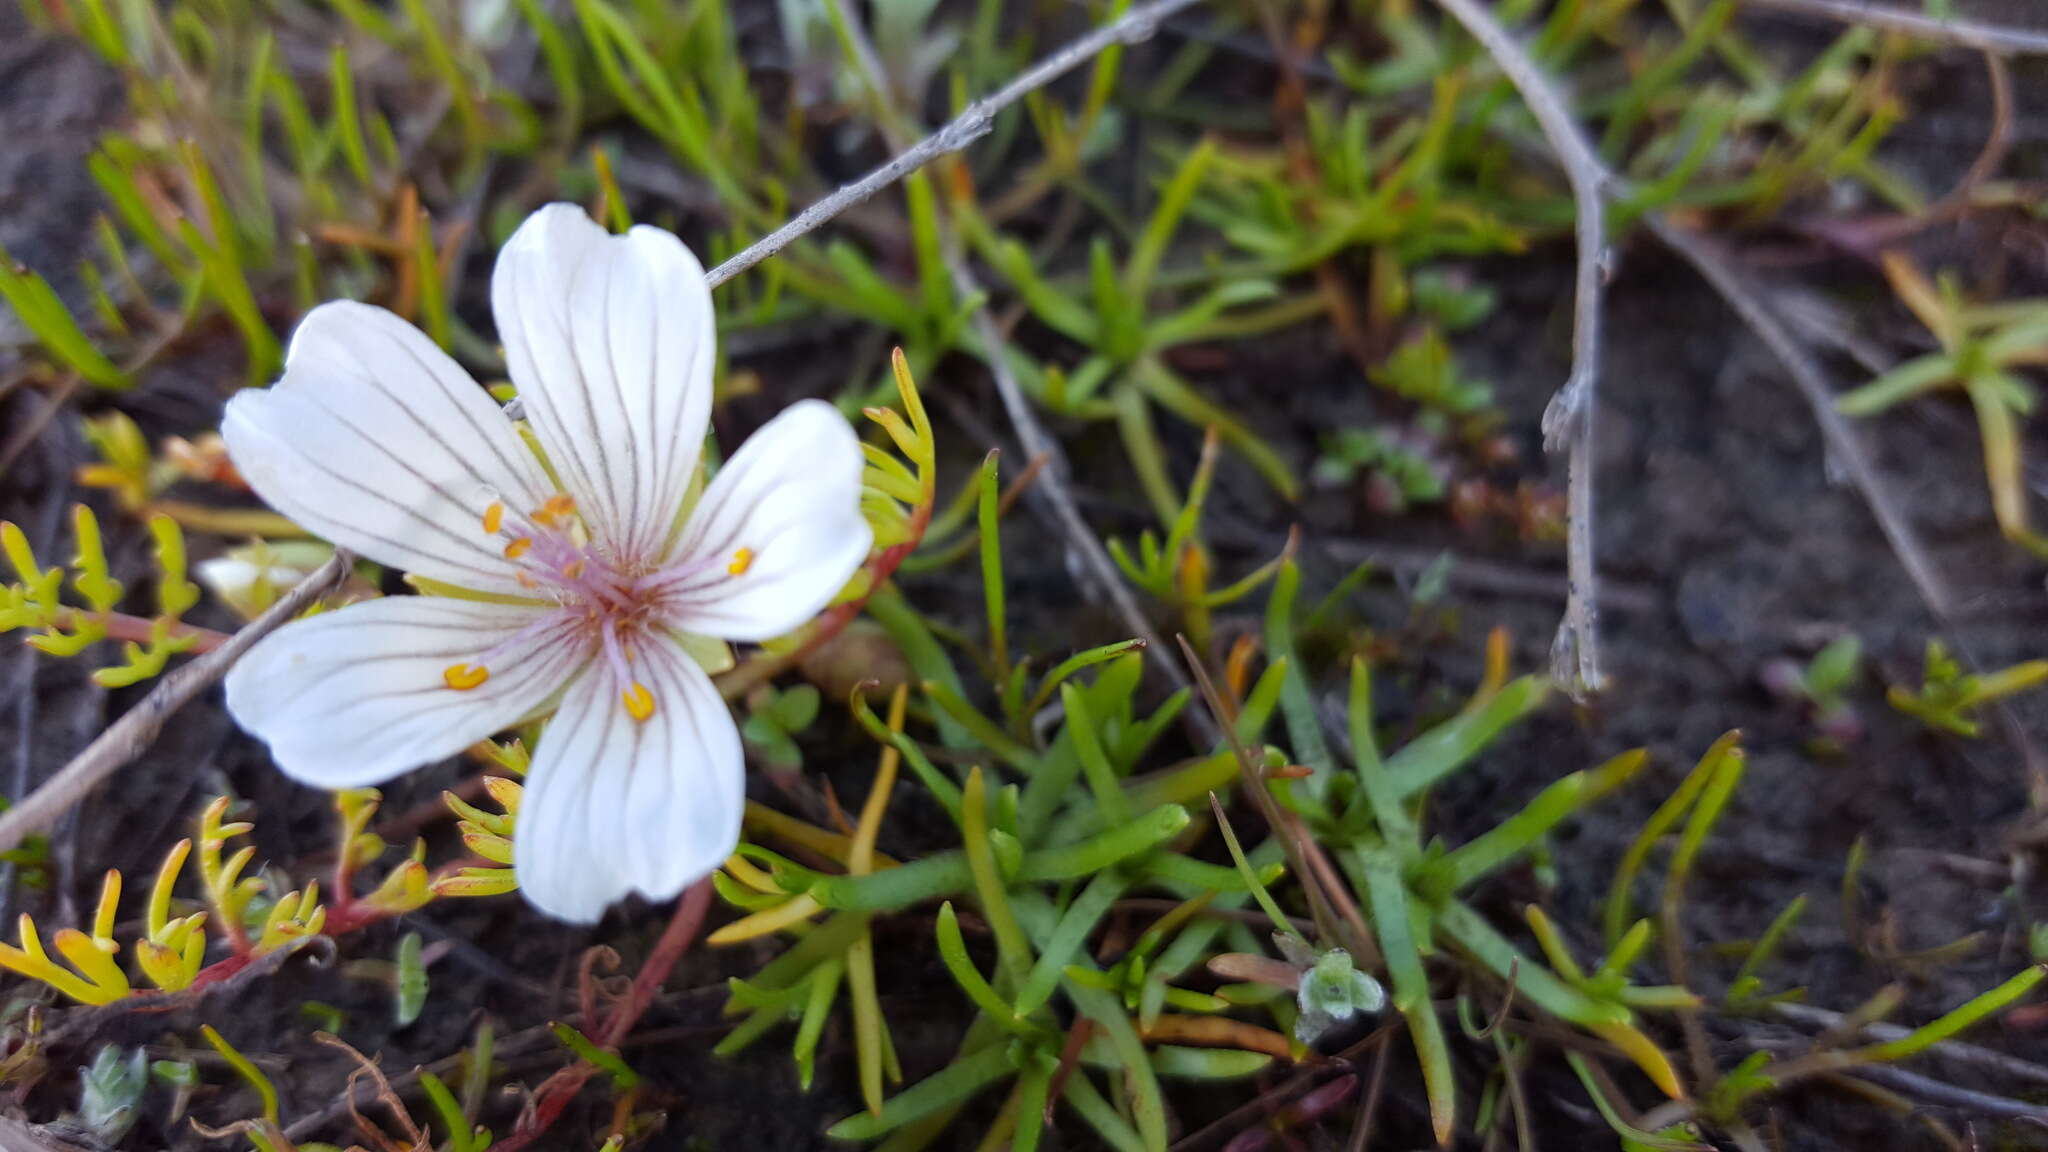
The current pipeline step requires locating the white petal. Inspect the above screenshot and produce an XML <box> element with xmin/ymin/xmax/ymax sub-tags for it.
<box><xmin>223</xmin><ymin>302</ymin><xmax>552</xmax><ymax>597</ymax></box>
<box><xmin>514</xmin><ymin>635</ymin><xmax>743</xmax><ymax>922</ymax></box>
<box><xmin>491</xmin><ymin>204</ymin><xmax>716</xmax><ymax>565</ymax></box>
<box><xmin>659</xmin><ymin>400</ymin><xmax>872</xmax><ymax>642</ymax></box>
<box><xmin>226</xmin><ymin>596</ymin><xmax>594</xmax><ymax>789</ymax></box>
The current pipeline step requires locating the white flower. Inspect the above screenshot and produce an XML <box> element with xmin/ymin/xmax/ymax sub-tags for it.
<box><xmin>220</xmin><ymin>204</ymin><xmax>871</xmax><ymax>922</ymax></box>
<box><xmin>198</xmin><ymin>541</ymin><xmax>340</xmax><ymax>620</ymax></box>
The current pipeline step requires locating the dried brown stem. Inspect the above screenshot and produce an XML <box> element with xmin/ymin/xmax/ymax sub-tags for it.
<box><xmin>0</xmin><ymin>1115</ymin><xmax>99</xmax><ymax>1152</ymax></box>
<box><xmin>0</xmin><ymin>550</ymin><xmax>352</xmax><ymax>858</ymax></box>
<box><xmin>491</xmin><ymin>878</ymin><xmax>716</xmax><ymax>1151</ymax></box>
<box><xmin>1737</xmin><ymin>0</ymin><xmax>2048</xmax><ymax>55</ymax></box>
<box><xmin>598</xmin><ymin>877</ymin><xmax>715</xmax><ymax>1047</ymax></box>
<box><xmin>1846</xmin><ymin>1062</ymin><xmax>2048</xmax><ymax>1123</ymax></box>
<box><xmin>1645</xmin><ymin>221</ymin><xmax>1954</xmax><ymax>618</ymax></box>
<box><xmin>1773</xmin><ymin>1001</ymin><xmax>2048</xmax><ymax>1089</ymax></box>
<box><xmin>821</xmin><ymin>0</ymin><xmax>1205</xmax><ymax>728</ymax></box>
<box><xmin>709</xmin><ymin>0</ymin><xmax>1202</xmax><ymax>289</ymax></box>
<box><xmin>1424</xmin><ymin>0</ymin><xmax>1611</xmax><ymax>698</ymax></box>
<box><xmin>50</xmin><ymin>608</ymin><xmax>229</xmax><ymax>654</ymax></box>
<box><xmin>1167</xmin><ymin>1026</ymin><xmax>1394</xmax><ymax>1152</ymax></box>
<box><xmin>945</xmin><ymin>230</ymin><xmax>1200</xmax><ymax>723</ymax></box>
<box><xmin>1180</xmin><ymin>636</ymin><xmax>1375</xmax><ymax>963</ymax></box>
<box><xmin>280</xmin><ymin>1014</ymin><xmax>579</xmax><ymax>1142</ymax></box>
<box><xmin>1943</xmin><ymin>50</ymin><xmax>2014</xmax><ymax>206</ymax></box>
<box><xmin>1637</xmin><ymin>1045</ymin><xmax>2048</xmax><ymax>1131</ymax></box>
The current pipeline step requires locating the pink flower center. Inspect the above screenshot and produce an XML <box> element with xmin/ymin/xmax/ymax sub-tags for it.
<box><xmin>438</xmin><ymin>494</ymin><xmax>750</xmax><ymax>722</ymax></box>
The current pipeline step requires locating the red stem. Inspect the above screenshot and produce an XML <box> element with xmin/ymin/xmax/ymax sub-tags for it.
<box><xmin>494</xmin><ymin>1067</ymin><xmax>592</xmax><ymax>1152</ymax></box>
<box><xmin>57</xmin><ymin>608</ymin><xmax>230</xmax><ymax>653</ymax></box>
<box><xmin>182</xmin><ymin>953</ymin><xmax>255</xmax><ymax>991</ymax></box>
<box><xmin>496</xmin><ymin>496</ymin><xmax>932</xmax><ymax>1143</ymax></box>
<box><xmin>496</xmin><ymin>879</ymin><xmax>716</xmax><ymax>1151</ymax></box>
<box><xmin>600</xmin><ymin>877</ymin><xmax>714</xmax><ymax>1047</ymax></box>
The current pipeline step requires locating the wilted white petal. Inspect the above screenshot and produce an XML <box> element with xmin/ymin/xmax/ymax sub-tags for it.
<box><xmin>491</xmin><ymin>204</ymin><xmax>716</xmax><ymax>565</ymax></box>
<box><xmin>659</xmin><ymin>400</ymin><xmax>871</xmax><ymax>642</ymax></box>
<box><xmin>223</xmin><ymin>302</ymin><xmax>552</xmax><ymax>598</ymax></box>
<box><xmin>226</xmin><ymin>596</ymin><xmax>593</xmax><ymax>789</ymax></box>
<box><xmin>514</xmin><ymin>634</ymin><xmax>742</xmax><ymax>922</ymax></box>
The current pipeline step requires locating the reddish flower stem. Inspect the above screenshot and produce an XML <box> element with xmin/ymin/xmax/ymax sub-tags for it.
<box><xmin>496</xmin><ymin>1066</ymin><xmax>591</xmax><ymax>1152</ymax></box>
<box><xmin>50</xmin><ymin>608</ymin><xmax>231</xmax><ymax>653</ymax></box>
<box><xmin>600</xmin><ymin>878</ymin><xmax>715</xmax><ymax>1047</ymax></box>
<box><xmin>492</xmin><ymin>499</ymin><xmax>931</xmax><ymax>1145</ymax></box>
<box><xmin>495</xmin><ymin>878</ymin><xmax>716</xmax><ymax>1151</ymax></box>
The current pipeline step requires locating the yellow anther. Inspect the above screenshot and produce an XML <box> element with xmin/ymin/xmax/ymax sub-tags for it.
<box><xmin>564</xmin><ymin>559</ymin><xmax>585</xmax><ymax>579</ymax></box>
<box><xmin>727</xmin><ymin>547</ymin><xmax>755</xmax><ymax>576</ymax></box>
<box><xmin>443</xmin><ymin>664</ymin><xmax>490</xmax><ymax>690</ymax></box>
<box><xmin>481</xmin><ymin>502</ymin><xmax>505</xmax><ymax>535</ymax></box>
<box><xmin>622</xmin><ymin>682</ymin><xmax>656</xmax><ymax>722</ymax></box>
<box><xmin>534</xmin><ymin>494</ymin><xmax>577</xmax><ymax>527</ymax></box>
<box><xmin>504</xmin><ymin>537</ymin><xmax>532</xmax><ymax>559</ymax></box>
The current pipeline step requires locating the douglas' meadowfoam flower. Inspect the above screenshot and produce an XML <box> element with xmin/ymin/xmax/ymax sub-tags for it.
<box><xmin>221</xmin><ymin>204</ymin><xmax>871</xmax><ymax>921</ymax></box>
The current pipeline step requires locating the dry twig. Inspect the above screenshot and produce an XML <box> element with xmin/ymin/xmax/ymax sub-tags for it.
<box><xmin>501</xmin><ymin>0</ymin><xmax>1202</xmax><ymax>420</ymax></box>
<box><xmin>1646</xmin><ymin>221</ymin><xmax>1952</xmax><ymax>617</ymax></box>
<box><xmin>1425</xmin><ymin>0</ymin><xmax>1611</xmax><ymax>698</ymax></box>
<box><xmin>714</xmin><ymin>0</ymin><xmax>1202</xmax><ymax>287</ymax></box>
<box><xmin>0</xmin><ymin>550</ymin><xmax>353</xmax><ymax>857</ymax></box>
<box><xmin>1773</xmin><ymin>1001</ymin><xmax>2048</xmax><ymax>1089</ymax></box>
<box><xmin>0</xmin><ymin>1116</ymin><xmax>93</xmax><ymax>1152</ymax></box>
<box><xmin>1738</xmin><ymin>0</ymin><xmax>2048</xmax><ymax>55</ymax></box>
<box><xmin>1945</xmin><ymin>50</ymin><xmax>2015</xmax><ymax>207</ymax></box>
<box><xmin>1846</xmin><ymin>1062</ymin><xmax>2048</xmax><ymax>1123</ymax></box>
<box><xmin>820</xmin><ymin>0</ymin><xmax>1207</xmax><ymax>724</ymax></box>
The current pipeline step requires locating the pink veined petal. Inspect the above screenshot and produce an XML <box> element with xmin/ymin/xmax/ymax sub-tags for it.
<box><xmin>222</xmin><ymin>301</ymin><xmax>553</xmax><ymax>598</ymax></box>
<box><xmin>490</xmin><ymin>203</ymin><xmax>716</xmax><ymax>566</ymax></box>
<box><xmin>657</xmin><ymin>400</ymin><xmax>872</xmax><ymax>643</ymax></box>
<box><xmin>225</xmin><ymin>596</ymin><xmax>595</xmax><ymax>790</ymax></box>
<box><xmin>513</xmin><ymin>633</ymin><xmax>742</xmax><ymax>922</ymax></box>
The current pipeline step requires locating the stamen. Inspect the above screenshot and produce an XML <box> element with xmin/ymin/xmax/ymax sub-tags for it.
<box><xmin>727</xmin><ymin>547</ymin><xmax>755</xmax><ymax>576</ymax></box>
<box><xmin>622</xmin><ymin>682</ymin><xmax>656</xmax><ymax>722</ymax></box>
<box><xmin>482</xmin><ymin>502</ymin><xmax>505</xmax><ymax>535</ymax></box>
<box><xmin>504</xmin><ymin>537</ymin><xmax>533</xmax><ymax>559</ymax></box>
<box><xmin>534</xmin><ymin>494</ymin><xmax>576</xmax><ymax>527</ymax></box>
<box><xmin>443</xmin><ymin>664</ymin><xmax>490</xmax><ymax>690</ymax></box>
